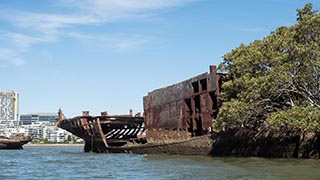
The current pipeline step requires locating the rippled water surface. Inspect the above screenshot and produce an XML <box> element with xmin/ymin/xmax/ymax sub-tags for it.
<box><xmin>1</xmin><ymin>146</ymin><xmax>320</xmax><ymax>180</ymax></box>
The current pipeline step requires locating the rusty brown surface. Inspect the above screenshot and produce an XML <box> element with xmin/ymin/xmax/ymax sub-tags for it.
<box><xmin>0</xmin><ymin>134</ymin><xmax>32</xmax><ymax>149</ymax></box>
<box><xmin>146</xmin><ymin>129</ymin><xmax>190</xmax><ymax>143</ymax></box>
<box><xmin>57</xmin><ymin>111</ymin><xmax>145</xmax><ymax>152</ymax></box>
<box><xmin>56</xmin><ymin>65</ymin><xmax>222</xmax><ymax>154</ymax></box>
<box><xmin>143</xmin><ymin>65</ymin><xmax>221</xmax><ymax>141</ymax></box>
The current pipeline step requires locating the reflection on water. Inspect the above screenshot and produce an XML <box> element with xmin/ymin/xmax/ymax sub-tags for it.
<box><xmin>0</xmin><ymin>146</ymin><xmax>319</xmax><ymax>180</ymax></box>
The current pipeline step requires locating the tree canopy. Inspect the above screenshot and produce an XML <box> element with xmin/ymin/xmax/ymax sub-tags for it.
<box><xmin>217</xmin><ymin>3</ymin><xmax>320</xmax><ymax>132</ymax></box>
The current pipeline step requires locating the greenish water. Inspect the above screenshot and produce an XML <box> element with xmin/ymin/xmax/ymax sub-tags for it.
<box><xmin>1</xmin><ymin>146</ymin><xmax>319</xmax><ymax>180</ymax></box>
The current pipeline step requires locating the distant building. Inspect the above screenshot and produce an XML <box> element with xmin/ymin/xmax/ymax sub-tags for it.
<box><xmin>20</xmin><ymin>113</ymin><xmax>58</xmax><ymax>125</ymax></box>
<box><xmin>15</xmin><ymin>112</ymin><xmax>81</xmax><ymax>143</ymax></box>
<box><xmin>23</xmin><ymin>121</ymin><xmax>51</xmax><ymax>140</ymax></box>
<box><xmin>0</xmin><ymin>90</ymin><xmax>19</xmax><ymax>128</ymax></box>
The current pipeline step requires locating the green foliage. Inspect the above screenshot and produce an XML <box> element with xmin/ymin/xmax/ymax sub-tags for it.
<box><xmin>35</xmin><ymin>138</ymin><xmax>49</xmax><ymax>144</ymax></box>
<box><xmin>215</xmin><ymin>99</ymin><xmax>252</xmax><ymax>128</ymax></box>
<box><xmin>67</xmin><ymin>135</ymin><xmax>72</xmax><ymax>142</ymax></box>
<box><xmin>217</xmin><ymin>3</ymin><xmax>320</xmax><ymax>132</ymax></box>
<box><xmin>268</xmin><ymin>107</ymin><xmax>320</xmax><ymax>132</ymax></box>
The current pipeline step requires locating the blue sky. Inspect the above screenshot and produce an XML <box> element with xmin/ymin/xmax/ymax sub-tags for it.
<box><xmin>1</xmin><ymin>0</ymin><xmax>319</xmax><ymax>117</ymax></box>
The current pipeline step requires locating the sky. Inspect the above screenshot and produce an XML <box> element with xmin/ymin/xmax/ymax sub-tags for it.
<box><xmin>1</xmin><ymin>0</ymin><xmax>319</xmax><ymax>117</ymax></box>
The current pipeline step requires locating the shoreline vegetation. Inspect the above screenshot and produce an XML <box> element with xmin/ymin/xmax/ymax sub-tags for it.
<box><xmin>211</xmin><ymin>3</ymin><xmax>320</xmax><ymax>158</ymax></box>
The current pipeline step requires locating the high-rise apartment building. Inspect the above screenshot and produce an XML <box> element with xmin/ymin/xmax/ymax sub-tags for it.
<box><xmin>0</xmin><ymin>90</ymin><xmax>19</xmax><ymax>128</ymax></box>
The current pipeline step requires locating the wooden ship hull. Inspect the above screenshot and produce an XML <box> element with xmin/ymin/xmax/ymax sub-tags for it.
<box><xmin>57</xmin><ymin>65</ymin><xmax>221</xmax><ymax>155</ymax></box>
<box><xmin>0</xmin><ymin>136</ymin><xmax>32</xmax><ymax>150</ymax></box>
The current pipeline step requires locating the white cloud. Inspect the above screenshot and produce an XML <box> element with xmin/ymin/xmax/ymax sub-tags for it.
<box><xmin>2</xmin><ymin>0</ymin><xmax>196</xmax><ymax>39</ymax></box>
<box><xmin>76</xmin><ymin>33</ymin><xmax>153</xmax><ymax>52</ymax></box>
<box><xmin>110</xmin><ymin>34</ymin><xmax>152</xmax><ymax>51</ymax></box>
<box><xmin>4</xmin><ymin>31</ymin><xmax>42</xmax><ymax>50</ymax></box>
<box><xmin>0</xmin><ymin>48</ymin><xmax>26</xmax><ymax>66</ymax></box>
<box><xmin>58</xmin><ymin>0</ymin><xmax>196</xmax><ymax>17</ymax></box>
<box><xmin>2</xmin><ymin>11</ymin><xmax>99</xmax><ymax>43</ymax></box>
<box><xmin>0</xmin><ymin>0</ymin><xmax>197</xmax><ymax>63</ymax></box>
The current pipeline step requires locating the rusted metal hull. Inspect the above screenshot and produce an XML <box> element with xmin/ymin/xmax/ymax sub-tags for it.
<box><xmin>0</xmin><ymin>136</ymin><xmax>32</xmax><ymax>150</ymax></box>
<box><xmin>143</xmin><ymin>65</ymin><xmax>221</xmax><ymax>143</ymax></box>
<box><xmin>57</xmin><ymin>111</ymin><xmax>214</xmax><ymax>155</ymax></box>
<box><xmin>57</xmin><ymin>112</ymin><xmax>145</xmax><ymax>153</ymax></box>
<box><xmin>56</xmin><ymin>65</ymin><xmax>222</xmax><ymax>155</ymax></box>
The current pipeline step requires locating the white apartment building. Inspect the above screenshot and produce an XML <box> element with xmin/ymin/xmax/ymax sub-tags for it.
<box><xmin>0</xmin><ymin>90</ymin><xmax>19</xmax><ymax>129</ymax></box>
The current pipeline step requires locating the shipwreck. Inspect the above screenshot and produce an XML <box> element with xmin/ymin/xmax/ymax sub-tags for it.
<box><xmin>57</xmin><ymin>65</ymin><xmax>222</xmax><ymax>155</ymax></box>
<box><xmin>0</xmin><ymin>135</ymin><xmax>32</xmax><ymax>150</ymax></box>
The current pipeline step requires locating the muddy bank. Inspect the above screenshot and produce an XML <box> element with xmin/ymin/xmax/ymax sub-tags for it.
<box><xmin>211</xmin><ymin>125</ymin><xmax>320</xmax><ymax>159</ymax></box>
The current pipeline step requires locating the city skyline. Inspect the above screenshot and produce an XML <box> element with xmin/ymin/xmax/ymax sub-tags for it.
<box><xmin>1</xmin><ymin>0</ymin><xmax>319</xmax><ymax>117</ymax></box>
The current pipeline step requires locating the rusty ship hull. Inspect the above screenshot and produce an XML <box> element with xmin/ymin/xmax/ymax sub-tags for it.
<box><xmin>57</xmin><ymin>110</ymin><xmax>147</xmax><ymax>153</ymax></box>
<box><xmin>57</xmin><ymin>65</ymin><xmax>221</xmax><ymax>155</ymax></box>
<box><xmin>57</xmin><ymin>112</ymin><xmax>214</xmax><ymax>155</ymax></box>
<box><xmin>0</xmin><ymin>136</ymin><xmax>32</xmax><ymax>150</ymax></box>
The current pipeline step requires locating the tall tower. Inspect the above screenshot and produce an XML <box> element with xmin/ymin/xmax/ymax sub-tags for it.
<box><xmin>0</xmin><ymin>90</ymin><xmax>19</xmax><ymax>128</ymax></box>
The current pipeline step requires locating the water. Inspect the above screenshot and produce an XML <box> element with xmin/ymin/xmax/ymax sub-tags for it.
<box><xmin>1</xmin><ymin>146</ymin><xmax>320</xmax><ymax>180</ymax></box>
